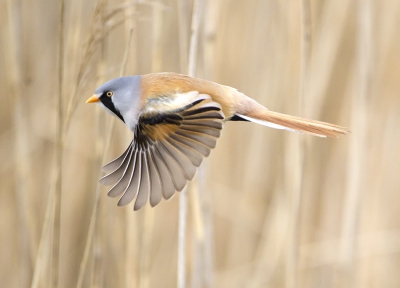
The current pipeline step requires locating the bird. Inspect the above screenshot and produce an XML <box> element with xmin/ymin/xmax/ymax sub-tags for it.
<box><xmin>86</xmin><ymin>72</ymin><xmax>348</xmax><ymax>210</ymax></box>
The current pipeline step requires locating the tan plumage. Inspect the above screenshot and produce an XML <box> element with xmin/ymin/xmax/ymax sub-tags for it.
<box><xmin>87</xmin><ymin>72</ymin><xmax>348</xmax><ymax>210</ymax></box>
<box><xmin>140</xmin><ymin>73</ymin><xmax>348</xmax><ymax>138</ymax></box>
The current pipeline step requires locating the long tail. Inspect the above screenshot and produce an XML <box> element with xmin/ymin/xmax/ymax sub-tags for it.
<box><xmin>237</xmin><ymin>109</ymin><xmax>349</xmax><ymax>138</ymax></box>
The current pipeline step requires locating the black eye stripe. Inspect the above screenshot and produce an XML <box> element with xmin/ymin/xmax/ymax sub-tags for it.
<box><xmin>99</xmin><ymin>93</ymin><xmax>125</xmax><ymax>122</ymax></box>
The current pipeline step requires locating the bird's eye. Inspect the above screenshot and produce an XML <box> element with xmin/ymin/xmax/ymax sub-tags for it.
<box><xmin>106</xmin><ymin>91</ymin><xmax>113</xmax><ymax>97</ymax></box>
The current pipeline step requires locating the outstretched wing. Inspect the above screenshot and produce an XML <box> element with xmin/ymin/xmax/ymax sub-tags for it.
<box><xmin>99</xmin><ymin>92</ymin><xmax>225</xmax><ymax>210</ymax></box>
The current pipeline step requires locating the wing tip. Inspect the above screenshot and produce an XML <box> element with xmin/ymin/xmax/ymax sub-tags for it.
<box><xmin>99</xmin><ymin>176</ymin><xmax>114</xmax><ymax>186</ymax></box>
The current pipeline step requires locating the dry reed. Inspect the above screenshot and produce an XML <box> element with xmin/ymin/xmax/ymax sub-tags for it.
<box><xmin>1</xmin><ymin>0</ymin><xmax>400</xmax><ymax>287</ymax></box>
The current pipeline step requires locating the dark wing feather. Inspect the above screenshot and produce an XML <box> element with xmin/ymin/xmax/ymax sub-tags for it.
<box><xmin>99</xmin><ymin>92</ymin><xmax>224</xmax><ymax>210</ymax></box>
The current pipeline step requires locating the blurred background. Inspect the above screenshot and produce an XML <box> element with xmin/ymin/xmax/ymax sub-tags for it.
<box><xmin>1</xmin><ymin>0</ymin><xmax>399</xmax><ymax>287</ymax></box>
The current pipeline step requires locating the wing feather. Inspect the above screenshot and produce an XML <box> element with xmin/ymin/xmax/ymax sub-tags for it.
<box><xmin>152</xmin><ymin>146</ymin><xmax>176</xmax><ymax>199</ymax></box>
<box><xmin>106</xmin><ymin>149</ymin><xmax>136</xmax><ymax>198</ymax></box>
<box><xmin>99</xmin><ymin>91</ymin><xmax>224</xmax><ymax>210</ymax></box>
<box><xmin>165</xmin><ymin>137</ymin><xmax>203</xmax><ymax>167</ymax></box>
<box><xmin>159</xmin><ymin>140</ymin><xmax>197</xmax><ymax>180</ymax></box>
<box><xmin>175</xmin><ymin>130</ymin><xmax>217</xmax><ymax>148</ymax></box>
<box><xmin>146</xmin><ymin>149</ymin><xmax>163</xmax><ymax>207</ymax></box>
<box><xmin>134</xmin><ymin>152</ymin><xmax>151</xmax><ymax>210</ymax></box>
<box><xmin>182</xmin><ymin>119</ymin><xmax>223</xmax><ymax>129</ymax></box>
<box><xmin>154</xmin><ymin>144</ymin><xmax>187</xmax><ymax>191</ymax></box>
<box><xmin>170</xmin><ymin>134</ymin><xmax>211</xmax><ymax>157</ymax></box>
<box><xmin>99</xmin><ymin>145</ymin><xmax>133</xmax><ymax>185</ymax></box>
<box><xmin>180</xmin><ymin>124</ymin><xmax>221</xmax><ymax>138</ymax></box>
<box><xmin>102</xmin><ymin>144</ymin><xmax>132</xmax><ymax>172</ymax></box>
<box><xmin>118</xmin><ymin>150</ymin><xmax>141</xmax><ymax>206</ymax></box>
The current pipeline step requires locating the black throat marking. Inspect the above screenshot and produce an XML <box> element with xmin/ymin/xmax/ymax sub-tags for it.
<box><xmin>99</xmin><ymin>93</ymin><xmax>125</xmax><ymax>122</ymax></box>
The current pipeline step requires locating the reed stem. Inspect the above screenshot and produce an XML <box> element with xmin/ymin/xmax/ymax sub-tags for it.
<box><xmin>178</xmin><ymin>0</ymin><xmax>204</xmax><ymax>287</ymax></box>
<box><xmin>52</xmin><ymin>0</ymin><xmax>65</xmax><ymax>286</ymax></box>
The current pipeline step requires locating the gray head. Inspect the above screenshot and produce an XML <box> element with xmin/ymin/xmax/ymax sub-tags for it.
<box><xmin>89</xmin><ymin>76</ymin><xmax>142</xmax><ymax>131</ymax></box>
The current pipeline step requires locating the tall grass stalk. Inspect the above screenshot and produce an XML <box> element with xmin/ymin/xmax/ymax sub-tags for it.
<box><xmin>178</xmin><ymin>186</ymin><xmax>188</xmax><ymax>288</ymax></box>
<box><xmin>187</xmin><ymin>0</ymin><xmax>203</xmax><ymax>77</ymax></box>
<box><xmin>284</xmin><ymin>1</ymin><xmax>311</xmax><ymax>287</ymax></box>
<box><xmin>340</xmin><ymin>0</ymin><xmax>371</xmax><ymax>284</ymax></box>
<box><xmin>307</xmin><ymin>0</ymin><xmax>351</xmax><ymax>116</ymax></box>
<box><xmin>31</xmin><ymin>174</ymin><xmax>56</xmax><ymax>288</ymax></box>
<box><xmin>177</xmin><ymin>0</ymin><xmax>189</xmax><ymax>72</ymax></box>
<box><xmin>5</xmin><ymin>1</ymin><xmax>33</xmax><ymax>286</ymax></box>
<box><xmin>178</xmin><ymin>0</ymin><xmax>204</xmax><ymax>287</ymax></box>
<box><xmin>77</xmin><ymin>22</ymin><xmax>135</xmax><ymax>288</ymax></box>
<box><xmin>177</xmin><ymin>0</ymin><xmax>189</xmax><ymax>285</ymax></box>
<box><xmin>52</xmin><ymin>0</ymin><xmax>65</xmax><ymax>286</ymax></box>
<box><xmin>123</xmin><ymin>6</ymin><xmax>138</xmax><ymax>288</ymax></box>
<box><xmin>197</xmin><ymin>4</ymin><xmax>218</xmax><ymax>283</ymax></box>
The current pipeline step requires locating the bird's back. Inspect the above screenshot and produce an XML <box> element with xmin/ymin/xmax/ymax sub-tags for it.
<box><xmin>140</xmin><ymin>72</ymin><xmax>243</xmax><ymax>119</ymax></box>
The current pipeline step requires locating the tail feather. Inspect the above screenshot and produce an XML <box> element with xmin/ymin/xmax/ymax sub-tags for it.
<box><xmin>238</xmin><ymin>110</ymin><xmax>349</xmax><ymax>138</ymax></box>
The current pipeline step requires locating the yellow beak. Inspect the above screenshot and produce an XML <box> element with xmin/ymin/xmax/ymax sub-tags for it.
<box><xmin>86</xmin><ymin>94</ymin><xmax>100</xmax><ymax>103</ymax></box>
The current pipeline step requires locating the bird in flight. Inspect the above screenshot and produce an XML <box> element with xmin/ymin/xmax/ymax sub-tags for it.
<box><xmin>86</xmin><ymin>72</ymin><xmax>348</xmax><ymax>210</ymax></box>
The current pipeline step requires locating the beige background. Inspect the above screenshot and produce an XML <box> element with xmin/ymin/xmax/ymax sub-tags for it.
<box><xmin>1</xmin><ymin>0</ymin><xmax>399</xmax><ymax>287</ymax></box>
